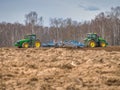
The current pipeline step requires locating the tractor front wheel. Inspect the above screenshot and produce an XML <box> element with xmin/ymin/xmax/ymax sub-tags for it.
<box><xmin>88</xmin><ymin>40</ymin><xmax>96</xmax><ymax>48</ymax></box>
<box><xmin>34</xmin><ymin>40</ymin><xmax>41</xmax><ymax>48</ymax></box>
<box><xmin>100</xmin><ymin>41</ymin><xmax>106</xmax><ymax>47</ymax></box>
<box><xmin>22</xmin><ymin>42</ymin><xmax>29</xmax><ymax>48</ymax></box>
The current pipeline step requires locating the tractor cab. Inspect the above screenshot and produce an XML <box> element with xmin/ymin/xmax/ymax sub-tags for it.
<box><xmin>87</xmin><ymin>33</ymin><xmax>98</xmax><ymax>38</ymax></box>
<box><xmin>24</xmin><ymin>34</ymin><xmax>36</xmax><ymax>40</ymax></box>
<box><xmin>84</xmin><ymin>33</ymin><xmax>108</xmax><ymax>48</ymax></box>
<box><xmin>87</xmin><ymin>33</ymin><xmax>99</xmax><ymax>42</ymax></box>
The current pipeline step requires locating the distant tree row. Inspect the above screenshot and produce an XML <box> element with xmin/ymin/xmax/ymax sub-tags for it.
<box><xmin>0</xmin><ymin>6</ymin><xmax>120</xmax><ymax>47</ymax></box>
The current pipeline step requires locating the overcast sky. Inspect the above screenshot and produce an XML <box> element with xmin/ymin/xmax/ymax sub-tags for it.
<box><xmin>0</xmin><ymin>0</ymin><xmax>120</xmax><ymax>26</ymax></box>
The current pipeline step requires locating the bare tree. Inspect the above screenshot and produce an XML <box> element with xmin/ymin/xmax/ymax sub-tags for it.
<box><xmin>25</xmin><ymin>11</ymin><xmax>38</xmax><ymax>34</ymax></box>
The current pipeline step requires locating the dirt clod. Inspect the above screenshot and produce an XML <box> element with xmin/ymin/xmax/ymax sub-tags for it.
<box><xmin>0</xmin><ymin>46</ymin><xmax>120</xmax><ymax>90</ymax></box>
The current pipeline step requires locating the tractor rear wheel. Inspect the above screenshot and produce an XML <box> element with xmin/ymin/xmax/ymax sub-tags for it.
<box><xmin>34</xmin><ymin>40</ymin><xmax>41</xmax><ymax>48</ymax></box>
<box><xmin>22</xmin><ymin>42</ymin><xmax>29</xmax><ymax>48</ymax></box>
<box><xmin>100</xmin><ymin>41</ymin><xmax>106</xmax><ymax>47</ymax></box>
<box><xmin>88</xmin><ymin>40</ymin><xmax>96</xmax><ymax>48</ymax></box>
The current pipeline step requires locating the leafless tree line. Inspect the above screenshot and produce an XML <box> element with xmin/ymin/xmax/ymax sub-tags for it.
<box><xmin>0</xmin><ymin>6</ymin><xmax>120</xmax><ymax>47</ymax></box>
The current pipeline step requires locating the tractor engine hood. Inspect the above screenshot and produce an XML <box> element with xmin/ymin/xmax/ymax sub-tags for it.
<box><xmin>14</xmin><ymin>39</ymin><xmax>29</xmax><ymax>46</ymax></box>
<box><xmin>18</xmin><ymin>39</ymin><xmax>29</xmax><ymax>42</ymax></box>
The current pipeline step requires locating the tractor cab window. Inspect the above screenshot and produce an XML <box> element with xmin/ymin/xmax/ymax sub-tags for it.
<box><xmin>87</xmin><ymin>34</ymin><xmax>92</xmax><ymax>38</ymax></box>
<box><xmin>89</xmin><ymin>34</ymin><xmax>97</xmax><ymax>38</ymax></box>
<box><xmin>30</xmin><ymin>35</ymin><xmax>36</xmax><ymax>40</ymax></box>
<box><xmin>24</xmin><ymin>35</ymin><xmax>36</xmax><ymax>40</ymax></box>
<box><xmin>92</xmin><ymin>34</ymin><xmax>97</xmax><ymax>38</ymax></box>
<box><xmin>87</xmin><ymin>34</ymin><xmax>99</xmax><ymax>39</ymax></box>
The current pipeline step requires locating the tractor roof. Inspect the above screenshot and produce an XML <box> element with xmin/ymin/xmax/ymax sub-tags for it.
<box><xmin>26</xmin><ymin>34</ymin><xmax>36</xmax><ymax>36</ymax></box>
<box><xmin>87</xmin><ymin>33</ymin><xmax>96</xmax><ymax>34</ymax></box>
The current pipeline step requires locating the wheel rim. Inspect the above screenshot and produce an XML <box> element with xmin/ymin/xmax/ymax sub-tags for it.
<box><xmin>35</xmin><ymin>42</ymin><xmax>40</xmax><ymax>48</ymax></box>
<box><xmin>101</xmin><ymin>42</ymin><xmax>106</xmax><ymax>47</ymax></box>
<box><xmin>24</xmin><ymin>43</ymin><xmax>29</xmax><ymax>48</ymax></box>
<box><xmin>90</xmin><ymin>41</ymin><xmax>96</xmax><ymax>47</ymax></box>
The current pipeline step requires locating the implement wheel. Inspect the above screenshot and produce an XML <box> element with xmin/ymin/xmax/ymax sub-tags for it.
<box><xmin>100</xmin><ymin>41</ymin><xmax>106</xmax><ymax>47</ymax></box>
<box><xmin>22</xmin><ymin>42</ymin><xmax>29</xmax><ymax>48</ymax></box>
<box><xmin>34</xmin><ymin>40</ymin><xmax>41</xmax><ymax>48</ymax></box>
<box><xmin>88</xmin><ymin>40</ymin><xmax>96</xmax><ymax>48</ymax></box>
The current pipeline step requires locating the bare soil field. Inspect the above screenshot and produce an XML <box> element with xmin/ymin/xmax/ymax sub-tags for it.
<box><xmin>0</xmin><ymin>46</ymin><xmax>120</xmax><ymax>90</ymax></box>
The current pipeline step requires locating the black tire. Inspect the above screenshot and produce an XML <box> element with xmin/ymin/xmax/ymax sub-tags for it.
<box><xmin>88</xmin><ymin>40</ymin><xmax>97</xmax><ymax>48</ymax></box>
<box><xmin>100</xmin><ymin>41</ymin><xmax>106</xmax><ymax>47</ymax></box>
<box><xmin>22</xmin><ymin>42</ymin><xmax>29</xmax><ymax>48</ymax></box>
<box><xmin>34</xmin><ymin>40</ymin><xmax>41</xmax><ymax>48</ymax></box>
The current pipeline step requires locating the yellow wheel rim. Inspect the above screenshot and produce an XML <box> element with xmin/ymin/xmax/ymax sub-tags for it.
<box><xmin>101</xmin><ymin>42</ymin><xmax>106</xmax><ymax>47</ymax></box>
<box><xmin>24</xmin><ymin>43</ymin><xmax>29</xmax><ymax>48</ymax></box>
<box><xmin>90</xmin><ymin>41</ymin><xmax>96</xmax><ymax>48</ymax></box>
<box><xmin>35</xmin><ymin>42</ymin><xmax>40</xmax><ymax>48</ymax></box>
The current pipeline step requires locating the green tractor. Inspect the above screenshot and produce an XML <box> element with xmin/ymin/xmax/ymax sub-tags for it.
<box><xmin>14</xmin><ymin>34</ymin><xmax>41</xmax><ymax>48</ymax></box>
<box><xmin>84</xmin><ymin>33</ymin><xmax>108</xmax><ymax>48</ymax></box>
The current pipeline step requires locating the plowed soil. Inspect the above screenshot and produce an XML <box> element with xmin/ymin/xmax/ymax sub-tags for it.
<box><xmin>0</xmin><ymin>46</ymin><xmax>120</xmax><ymax>90</ymax></box>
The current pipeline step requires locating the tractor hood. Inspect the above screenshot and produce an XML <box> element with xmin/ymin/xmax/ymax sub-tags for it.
<box><xmin>99</xmin><ymin>37</ymin><xmax>108</xmax><ymax>45</ymax></box>
<box><xmin>14</xmin><ymin>39</ymin><xmax>29</xmax><ymax>46</ymax></box>
<box><xmin>18</xmin><ymin>39</ymin><xmax>29</xmax><ymax>42</ymax></box>
<box><xmin>99</xmin><ymin>37</ymin><xmax>105</xmax><ymax>41</ymax></box>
